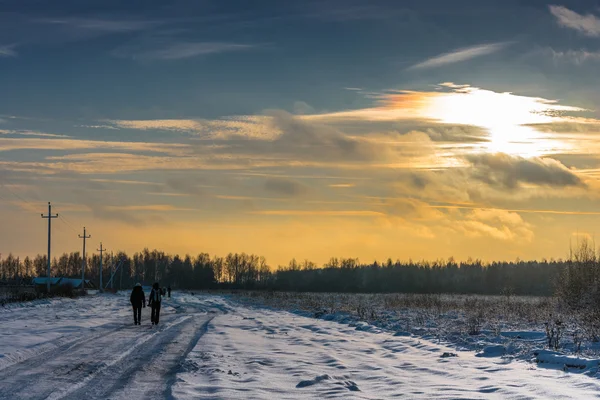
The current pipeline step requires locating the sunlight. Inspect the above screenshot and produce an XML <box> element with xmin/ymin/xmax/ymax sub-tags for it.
<box><xmin>308</xmin><ymin>84</ymin><xmax>587</xmax><ymax>158</ymax></box>
<box><xmin>422</xmin><ymin>86</ymin><xmax>584</xmax><ymax>157</ymax></box>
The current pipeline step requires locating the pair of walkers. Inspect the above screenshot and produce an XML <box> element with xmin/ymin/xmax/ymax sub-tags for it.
<box><xmin>130</xmin><ymin>282</ymin><xmax>163</xmax><ymax>325</ymax></box>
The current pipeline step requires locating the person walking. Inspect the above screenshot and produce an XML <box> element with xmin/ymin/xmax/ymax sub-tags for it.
<box><xmin>167</xmin><ymin>286</ymin><xmax>171</xmax><ymax>298</ymax></box>
<box><xmin>130</xmin><ymin>283</ymin><xmax>145</xmax><ymax>325</ymax></box>
<box><xmin>148</xmin><ymin>282</ymin><xmax>162</xmax><ymax>325</ymax></box>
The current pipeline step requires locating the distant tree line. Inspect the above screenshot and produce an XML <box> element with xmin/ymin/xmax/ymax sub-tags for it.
<box><xmin>0</xmin><ymin>249</ymin><xmax>567</xmax><ymax>295</ymax></box>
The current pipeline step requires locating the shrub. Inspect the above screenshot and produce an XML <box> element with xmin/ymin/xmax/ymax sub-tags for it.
<box><xmin>544</xmin><ymin>318</ymin><xmax>563</xmax><ymax>350</ymax></box>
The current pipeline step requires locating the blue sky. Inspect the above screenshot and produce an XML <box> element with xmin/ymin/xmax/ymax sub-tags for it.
<box><xmin>2</xmin><ymin>0</ymin><xmax>600</xmax><ymax>265</ymax></box>
<box><xmin>2</xmin><ymin>0</ymin><xmax>599</xmax><ymax>119</ymax></box>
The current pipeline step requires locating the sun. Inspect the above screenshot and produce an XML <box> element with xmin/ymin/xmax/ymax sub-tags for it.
<box><xmin>420</xmin><ymin>85</ymin><xmax>583</xmax><ymax>157</ymax></box>
<box><xmin>305</xmin><ymin>83</ymin><xmax>585</xmax><ymax>158</ymax></box>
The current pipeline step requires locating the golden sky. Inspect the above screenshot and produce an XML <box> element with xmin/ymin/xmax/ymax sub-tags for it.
<box><xmin>3</xmin><ymin>82</ymin><xmax>600</xmax><ymax>266</ymax></box>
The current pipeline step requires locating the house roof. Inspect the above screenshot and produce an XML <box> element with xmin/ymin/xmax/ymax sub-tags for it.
<box><xmin>32</xmin><ymin>277</ymin><xmax>62</xmax><ymax>285</ymax></box>
<box><xmin>31</xmin><ymin>277</ymin><xmax>95</xmax><ymax>288</ymax></box>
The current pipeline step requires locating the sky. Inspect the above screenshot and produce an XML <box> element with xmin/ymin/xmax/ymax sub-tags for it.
<box><xmin>2</xmin><ymin>0</ymin><xmax>600</xmax><ymax>266</ymax></box>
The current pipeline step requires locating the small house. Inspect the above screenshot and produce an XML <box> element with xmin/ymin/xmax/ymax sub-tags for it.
<box><xmin>32</xmin><ymin>277</ymin><xmax>96</xmax><ymax>291</ymax></box>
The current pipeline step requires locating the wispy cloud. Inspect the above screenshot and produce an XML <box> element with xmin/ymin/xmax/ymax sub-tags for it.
<box><xmin>0</xmin><ymin>129</ymin><xmax>69</xmax><ymax>138</ymax></box>
<box><xmin>105</xmin><ymin>204</ymin><xmax>194</xmax><ymax>211</ymax></box>
<box><xmin>549</xmin><ymin>5</ymin><xmax>600</xmax><ymax>37</ymax></box>
<box><xmin>0</xmin><ymin>137</ymin><xmax>187</xmax><ymax>154</ymax></box>
<box><xmin>548</xmin><ymin>48</ymin><xmax>600</xmax><ymax>64</ymax></box>
<box><xmin>408</xmin><ymin>42</ymin><xmax>510</xmax><ymax>70</ymax></box>
<box><xmin>108</xmin><ymin>116</ymin><xmax>279</xmax><ymax>139</ymax></box>
<box><xmin>329</xmin><ymin>183</ymin><xmax>355</xmax><ymax>188</ymax></box>
<box><xmin>38</xmin><ymin>18</ymin><xmax>159</xmax><ymax>33</ymax></box>
<box><xmin>250</xmin><ymin>210</ymin><xmax>385</xmax><ymax>217</ymax></box>
<box><xmin>264</xmin><ymin>178</ymin><xmax>308</xmax><ymax>197</ymax></box>
<box><xmin>0</xmin><ymin>44</ymin><xmax>17</xmax><ymax>57</ymax></box>
<box><xmin>76</xmin><ymin>124</ymin><xmax>120</xmax><ymax>130</ymax></box>
<box><xmin>113</xmin><ymin>41</ymin><xmax>255</xmax><ymax>61</ymax></box>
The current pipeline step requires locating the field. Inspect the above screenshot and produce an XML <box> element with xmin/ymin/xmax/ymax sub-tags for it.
<box><xmin>1</xmin><ymin>291</ymin><xmax>600</xmax><ymax>399</ymax></box>
<box><xmin>234</xmin><ymin>291</ymin><xmax>600</xmax><ymax>364</ymax></box>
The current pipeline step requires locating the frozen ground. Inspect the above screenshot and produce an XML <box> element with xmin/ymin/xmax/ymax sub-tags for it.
<box><xmin>1</xmin><ymin>292</ymin><xmax>600</xmax><ymax>399</ymax></box>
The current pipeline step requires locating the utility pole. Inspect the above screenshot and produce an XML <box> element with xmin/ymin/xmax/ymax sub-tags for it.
<box><xmin>79</xmin><ymin>227</ymin><xmax>91</xmax><ymax>292</ymax></box>
<box><xmin>97</xmin><ymin>243</ymin><xmax>105</xmax><ymax>292</ymax></box>
<box><xmin>41</xmin><ymin>202</ymin><xmax>58</xmax><ymax>293</ymax></box>
<box><xmin>110</xmin><ymin>252</ymin><xmax>114</xmax><ymax>290</ymax></box>
<box><xmin>119</xmin><ymin>258</ymin><xmax>123</xmax><ymax>290</ymax></box>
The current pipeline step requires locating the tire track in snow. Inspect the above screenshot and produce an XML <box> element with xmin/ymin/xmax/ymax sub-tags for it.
<box><xmin>0</xmin><ymin>306</ymin><xmax>215</xmax><ymax>400</ymax></box>
<box><xmin>164</xmin><ymin>317</ymin><xmax>213</xmax><ymax>400</ymax></box>
<box><xmin>45</xmin><ymin>315</ymin><xmax>192</xmax><ymax>400</ymax></box>
<box><xmin>0</xmin><ymin>322</ymin><xmax>124</xmax><ymax>373</ymax></box>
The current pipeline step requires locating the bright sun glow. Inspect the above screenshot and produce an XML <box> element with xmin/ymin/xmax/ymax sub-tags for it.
<box><xmin>305</xmin><ymin>83</ymin><xmax>588</xmax><ymax>158</ymax></box>
<box><xmin>421</xmin><ymin>86</ymin><xmax>585</xmax><ymax>157</ymax></box>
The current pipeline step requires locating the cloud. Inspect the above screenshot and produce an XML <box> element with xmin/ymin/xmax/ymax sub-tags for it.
<box><xmin>455</xmin><ymin>209</ymin><xmax>534</xmax><ymax>242</ymax></box>
<box><xmin>0</xmin><ymin>137</ymin><xmax>187</xmax><ymax>154</ymax></box>
<box><xmin>109</xmin><ymin>119</ymin><xmax>203</xmax><ymax>132</ymax></box>
<box><xmin>113</xmin><ymin>41</ymin><xmax>255</xmax><ymax>60</ymax></box>
<box><xmin>0</xmin><ymin>44</ymin><xmax>17</xmax><ymax>57</ymax></box>
<box><xmin>263</xmin><ymin>110</ymin><xmax>391</xmax><ymax>162</ymax></box>
<box><xmin>108</xmin><ymin>116</ymin><xmax>278</xmax><ymax>139</ymax></box>
<box><xmin>38</xmin><ymin>18</ymin><xmax>158</xmax><ymax>33</ymax></box>
<box><xmin>105</xmin><ymin>204</ymin><xmax>194</xmax><ymax>211</ymax></box>
<box><xmin>308</xmin><ymin>83</ymin><xmax>585</xmax><ymax>125</ymax></box>
<box><xmin>408</xmin><ymin>42</ymin><xmax>510</xmax><ymax>70</ymax></box>
<box><xmin>251</xmin><ymin>210</ymin><xmax>385</xmax><ymax>217</ymax></box>
<box><xmin>0</xmin><ymin>129</ymin><xmax>69</xmax><ymax>138</ymax></box>
<box><xmin>329</xmin><ymin>183</ymin><xmax>355</xmax><ymax>188</ymax></box>
<box><xmin>76</xmin><ymin>124</ymin><xmax>120</xmax><ymax>130</ymax></box>
<box><xmin>549</xmin><ymin>5</ymin><xmax>600</xmax><ymax>37</ymax></box>
<box><xmin>467</xmin><ymin>153</ymin><xmax>583</xmax><ymax>189</ymax></box>
<box><xmin>264</xmin><ymin>178</ymin><xmax>308</xmax><ymax>197</ymax></box>
<box><xmin>165</xmin><ymin>177</ymin><xmax>206</xmax><ymax>196</ymax></box>
<box><xmin>547</xmin><ymin>48</ymin><xmax>600</xmax><ymax>65</ymax></box>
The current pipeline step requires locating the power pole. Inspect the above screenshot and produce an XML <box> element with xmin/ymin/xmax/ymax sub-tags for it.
<box><xmin>79</xmin><ymin>227</ymin><xmax>91</xmax><ymax>292</ymax></box>
<box><xmin>41</xmin><ymin>202</ymin><xmax>58</xmax><ymax>293</ymax></box>
<box><xmin>97</xmin><ymin>243</ymin><xmax>105</xmax><ymax>292</ymax></box>
<box><xmin>119</xmin><ymin>258</ymin><xmax>123</xmax><ymax>290</ymax></box>
<box><xmin>110</xmin><ymin>252</ymin><xmax>114</xmax><ymax>290</ymax></box>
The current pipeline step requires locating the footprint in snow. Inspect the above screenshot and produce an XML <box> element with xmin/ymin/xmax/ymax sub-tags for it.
<box><xmin>440</xmin><ymin>352</ymin><xmax>458</xmax><ymax>358</ymax></box>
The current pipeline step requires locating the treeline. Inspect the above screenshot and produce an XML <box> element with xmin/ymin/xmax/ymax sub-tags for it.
<box><xmin>0</xmin><ymin>249</ymin><xmax>565</xmax><ymax>295</ymax></box>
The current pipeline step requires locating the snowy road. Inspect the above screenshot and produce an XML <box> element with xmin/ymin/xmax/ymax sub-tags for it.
<box><xmin>2</xmin><ymin>293</ymin><xmax>600</xmax><ymax>399</ymax></box>
<box><xmin>0</xmin><ymin>293</ymin><xmax>215</xmax><ymax>400</ymax></box>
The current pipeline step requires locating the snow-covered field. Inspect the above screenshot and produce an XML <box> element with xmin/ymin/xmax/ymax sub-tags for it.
<box><xmin>2</xmin><ymin>292</ymin><xmax>600</xmax><ymax>399</ymax></box>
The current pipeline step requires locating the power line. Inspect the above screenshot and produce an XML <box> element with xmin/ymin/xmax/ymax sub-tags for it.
<box><xmin>0</xmin><ymin>175</ymin><xmax>31</xmax><ymax>205</ymax></box>
<box><xmin>51</xmin><ymin>206</ymin><xmax>79</xmax><ymax>234</ymax></box>
<box><xmin>58</xmin><ymin>218</ymin><xmax>78</xmax><ymax>234</ymax></box>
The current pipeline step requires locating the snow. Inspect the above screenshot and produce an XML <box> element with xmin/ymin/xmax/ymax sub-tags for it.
<box><xmin>2</xmin><ymin>292</ymin><xmax>600</xmax><ymax>399</ymax></box>
<box><xmin>172</xmin><ymin>294</ymin><xmax>600</xmax><ymax>399</ymax></box>
<box><xmin>534</xmin><ymin>349</ymin><xmax>600</xmax><ymax>370</ymax></box>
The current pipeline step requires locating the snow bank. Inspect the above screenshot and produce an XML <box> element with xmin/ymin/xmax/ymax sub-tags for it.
<box><xmin>534</xmin><ymin>349</ymin><xmax>600</xmax><ymax>370</ymax></box>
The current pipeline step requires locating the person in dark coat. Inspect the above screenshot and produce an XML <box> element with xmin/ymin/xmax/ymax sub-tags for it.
<box><xmin>167</xmin><ymin>286</ymin><xmax>171</xmax><ymax>298</ymax></box>
<box><xmin>148</xmin><ymin>282</ymin><xmax>162</xmax><ymax>325</ymax></box>
<box><xmin>130</xmin><ymin>283</ymin><xmax>146</xmax><ymax>325</ymax></box>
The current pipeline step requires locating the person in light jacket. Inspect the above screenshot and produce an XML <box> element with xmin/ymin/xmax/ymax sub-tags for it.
<box><xmin>130</xmin><ymin>283</ymin><xmax>146</xmax><ymax>325</ymax></box>
<box><xmin>148</xmin><ymin>282</ymin><xmax>162</xmax><ymax>325</ymax></box>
